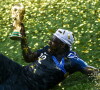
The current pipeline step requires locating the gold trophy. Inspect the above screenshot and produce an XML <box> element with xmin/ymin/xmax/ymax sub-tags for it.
<box><xmin>10</xmin><ymin>3</ymin><xmax>25</xmax><ymax>40</ymax></box>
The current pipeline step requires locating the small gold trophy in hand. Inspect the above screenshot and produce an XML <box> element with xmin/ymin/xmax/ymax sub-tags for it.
<box><xmin>10</xmin><ymin>3</ymin><xmax>25</xmax><ymax>40</ymax></box>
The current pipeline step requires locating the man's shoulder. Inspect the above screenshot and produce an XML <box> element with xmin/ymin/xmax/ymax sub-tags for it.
<box><xmin>67</xmin><ymin>51</ymin><xmax>88</xmax><ymax>66</ymax></box>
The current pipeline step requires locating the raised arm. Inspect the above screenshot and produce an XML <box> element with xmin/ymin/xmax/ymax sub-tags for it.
<box><xmin>11</xmin><ymin>4</ymin><xmax>39</xmax><ymax>63</ymax></box>
<box><xmin>20</xmin><ymin>23</ymin><xmax>39</xmax><ymax>63</ymax></box>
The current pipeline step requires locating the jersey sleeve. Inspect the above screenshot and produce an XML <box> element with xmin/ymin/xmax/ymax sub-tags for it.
<box><xmin>67</xmin><ymin>51</ymin><xmax>89</xmax><ymax>71</ymax></box>
<box><xmin>75</xmin><ymin>57</ymin><xmax>88</xmax><ymax>69</ymax></box>
<box><xmin>67</xmin><ymin>51</ymin><xmax>99</xmax><ymax>76</ymax></box>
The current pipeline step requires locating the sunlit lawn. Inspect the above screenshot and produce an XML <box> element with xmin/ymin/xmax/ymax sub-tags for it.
<box><xmin>0</xmin><ymin>0</ymin><xmax>100</xmax><ymax>90</ymax></box>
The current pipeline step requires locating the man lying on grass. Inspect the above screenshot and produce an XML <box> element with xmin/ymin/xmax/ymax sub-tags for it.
<box><xmin>0</xmin><ymin>24</ymin><xmax>99</xmax><ymax>90</ymax></box>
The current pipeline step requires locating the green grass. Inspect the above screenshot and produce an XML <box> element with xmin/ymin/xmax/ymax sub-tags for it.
<box><xmin>0</xmin><ymin>0</ymin><xmax>100</xmax><ymax>90</ymax></box>
<box><xmin>52</xmin><ymin>73</ymin><xmax>99</xmax><ymax>90</ymax></box>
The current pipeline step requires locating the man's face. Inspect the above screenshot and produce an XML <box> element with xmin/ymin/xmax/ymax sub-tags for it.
<box><xmin>48</xmin><ymin>36</ymin><xmax>65</xmax><ymax>54</ymax></box>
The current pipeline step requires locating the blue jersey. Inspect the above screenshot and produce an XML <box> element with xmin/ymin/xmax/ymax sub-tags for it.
<box><xmin>24</xmin><ymin>46</ymin><xmax>89</xmax><ymax>89</ymax></box>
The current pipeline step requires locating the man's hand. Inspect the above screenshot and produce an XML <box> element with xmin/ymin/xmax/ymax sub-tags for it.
<box><xmin>90</xmin><ymin>69</ymin><xmax>100</xmax><ymax>80</ymax></box>
<box><xmin>83</xmin><ymin>66</ymin><xmax>100</xmax><ymax>79</ymax></box>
